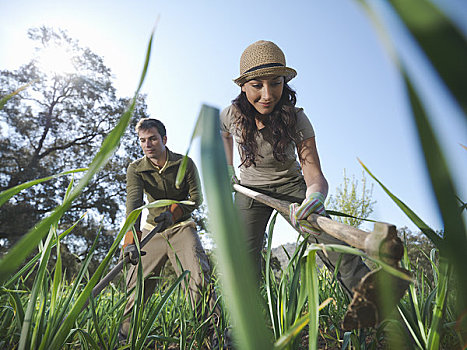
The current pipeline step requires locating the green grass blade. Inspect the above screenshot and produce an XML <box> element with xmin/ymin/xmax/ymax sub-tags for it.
<box><xmin>402</xmin><ymin>70</ymin><xmax>467</xmax><ymax>314</ymax></box>
<box><xmin>130</xmin><ymin>237</ymin><xmax>145</xmax><ymax>350</ymax></box>
<box><xmin>197</xmin><ymin>104</ymin><xmax>272</xmax><ymax>349</ymax></box>
<box><xmin>0</xmin><ymin>27</ymin><xmax>155</xmax><ymax>283</ymax></box>
<box><xmin>7</xmin><ymin>291</ymin><xmax>25</xmax><ymax>331</ymax></box>
<box><xmin>68</xmin><ymin>328</ymin><xmax>100</xmax><ymax>350</ymax></box>
<box><xmin>0</xmin><ymin>80</ymin><xmax>37</xmax><ymax>110</ymax></box>
<box><xmin>18</xmin><ymin>227</ymin><xmax>55</xmax><ymax>350</ymax></box>
<box><xmin>306</xmin><ymin>251</ymin><xmax>319</xmax><ymax>350</ymax></box>
<box><xmin>326</xmin><ymin>210</ymin><xmax>376</xmax><ymax>223</ymax></box>
<box><xmin>135</xmin><ymin>271</ymin><xmax>189</xmax><ymax>349</ymax></box>
<box><xmin>273</xmin><ymin>312</ymin><xmax>310</xmax><ymax>350</ymax></box>
<box><xmin>37</xmin><ymin>227</ymin><xmax>63</xmax><ymax>350</ymax></box>
<box><xmin>44</xmin><ymin>29</ymin><xmax>155</xmax><ymax>348</ymax></box>
<box><xmin>3</xmin><ymin>211</ymin><xmax>87</xmax><ymax>288</ymax></box>
<box><xmin>388</xmin><ymin>0</ymin><xmax>467</xmax><ymax>116</ymax></box>
<box><xmin>89</xmin><ymin>295</ymin><xmax>108</xmax><ymax>350</ymax></box>
<box><xmin>264</xmin><ymin>212</ymin><xmax>280</xmax><ymax>338</ymax></box>
<box><xmin>175</xmin><ymin>155</ymin><xmax>189</xmax><ymax>189</ymax></box>
<box><xmin>0</xmin><ymin>168</ymin><xmax>86</xmax><ymax>207</ymax></box>
<box><xmin>47</xmin><ymin>199</ymin><xmax>171</xmax><ymax>349</ymax></box>
<box><xmin>427</xmin><ymin>256</ymin><xmax>450</xmax><ymax>349</ymax></box>
<box><xmin>358</xmin><ymin>159</ymin><xmax>443</xmax><ymax>249</ymax></box>
<box><xmin>54</xmin><ymin>224</ymin><xmax>103</xmax><ymax>327</ymax></box>
<box><xmin>50</xmin><ymin>228</ymin><xmax>62</xmax><ymax>313</ymax></box>
<box><xmin>398</xmin><ymin>305</ymin><xmax>425</xmax><ymax>349</ymax></box>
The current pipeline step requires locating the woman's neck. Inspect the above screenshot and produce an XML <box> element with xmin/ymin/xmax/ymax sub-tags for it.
<box><xmin>255</xmin><ymin>114</ymin><xmax>268</xmax><ymax>130</ymax></box>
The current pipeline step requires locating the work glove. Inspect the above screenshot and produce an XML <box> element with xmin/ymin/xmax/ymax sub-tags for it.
<box><xmin>154</xmin><ymin>210</ymin><xmax>174</xmax><ymax>231</ymax></box>
<box><xmin>122</xmin><ymin>230</ymin><xmax>145</xmax><ymax>265</ymax></box>
<box><xmin>289</xmin><ymin>192</ymin><xmax>326</xmax><ymax>235</ymax></box>
<box><xmin>123</xmin><ymin>243</ymin><xmax>146</xmax><ymax>265</ymax></box>
<box><xmin>227</xmin><ymin>165</ymin><xmax>239</xmax><ymax>190</ymax></box>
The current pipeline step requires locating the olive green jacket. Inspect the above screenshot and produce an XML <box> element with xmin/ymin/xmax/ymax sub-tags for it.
<box><xmin>126</xmin><ymin>148</ymin><xmax>202</xmax><ymax>229</ymax></box>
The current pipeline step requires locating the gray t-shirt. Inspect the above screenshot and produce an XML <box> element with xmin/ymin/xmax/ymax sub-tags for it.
<box><xmin>220</xmin><ymin>105</ymin><xmax>315</xmax><ymax>186</ymax></box>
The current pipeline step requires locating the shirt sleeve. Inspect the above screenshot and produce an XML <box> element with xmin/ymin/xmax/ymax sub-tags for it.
<box><xmin>220</xmin><ymin>105</ymin><xmax>234</xmax><ymax>133</ymax></box>
<box><xmin>125</xmin><ymin>162</ymin><xmax>144</xmax><ymax>218</ymax></box>
<box><xmin>294</xmin><ymin>108</ymin><xmax>315</xmax><ymax>144</ymax></box>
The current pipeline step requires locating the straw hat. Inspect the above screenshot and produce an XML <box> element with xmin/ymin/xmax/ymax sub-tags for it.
<box><xmin>234</xmin><ymin>40</ymin><xmax>297</xmax><ymax>86</ymax></box>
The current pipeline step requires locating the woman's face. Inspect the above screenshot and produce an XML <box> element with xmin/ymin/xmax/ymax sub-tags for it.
<box><xmin>241</xmin><ymin>75</ymin><xmax>284</xmax><ymax>115</ymax></box>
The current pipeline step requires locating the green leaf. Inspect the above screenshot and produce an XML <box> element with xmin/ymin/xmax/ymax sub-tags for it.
<box><xmin>0</xmin><ymin>168</ymin><xmax>87</xmax><ymax>207</ymax></box>
<box><xmin>18</xmin><ymin>226</ymin><xmax>56</xmax><ymax>350</ymax></box>
<box><xmin>197</xmin><ymin>104</ymin><xmax>272</xmax><ymax>349</ymax></box>
<box><xmin>358</xmin><ymin>158</ymin><xmax>443</xmax><ymax>249</ymax></box>
<box><xmin>264</xmin><ymin>213</ymin><xmax>280</xmax><ymax>338</ymax></box>
<box><xmin>402</xmin><ymin>68</ymin><xmax>467</xmax><ymax>329</ymax></box>
<box><xmin>175</xmin><ymin>155</ymin><xmax>188</xmax><ymax>189</ymax></box>
<box><xmin>306</xmin><ymin>251</ymin><xmax>319</xmax><ymax>350</ymax></box>
<box><xmin>273</xmin><ymin>312</ymin><xmax>310</xmax><ymax>350</ymax></box>
<box><xmin>389</xmin><ymin>0</ymin><xmax>467</xmax><ymax>117</ymax></box>
<box><xmin>0</xmin><ymin>27</ymin><xmax>155</xmax><ymax>284</ymax></box>
<box><xmin>0</xmin><ymin>80</ymin><xmax>37</xmax><ymax>110</ymax></box>
<box><xmin>135</xmin><ymin>271</ymin><xmax>189</xmax><ymax>349</ymax></box>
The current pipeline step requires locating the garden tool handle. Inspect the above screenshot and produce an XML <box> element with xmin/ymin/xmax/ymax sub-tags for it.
<box><xmin>81</xmin><ymin>221</ymin><xmax>166</xmax><ymax>311</ymax></box>
<box><xmin>233</xmin><ymin>184</ymin><xmax>403</xmax><ymax>264</ymax></box>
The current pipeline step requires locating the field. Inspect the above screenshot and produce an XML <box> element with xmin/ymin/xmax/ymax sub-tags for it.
<box><xmin>0</xmin><ymin>1</ymin><xmax>466</xmax><ymax>349</ymax></box>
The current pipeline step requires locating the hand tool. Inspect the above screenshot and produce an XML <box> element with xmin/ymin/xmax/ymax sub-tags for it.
<box><xmin>81</xmin><ymin>221</ymin><xmax>166</xmax><ymax>311</ymax></box>
<box><xmin>233</xmin><ymin>183</ymin><xmax>411</xmax><ymax>329</ymax></box>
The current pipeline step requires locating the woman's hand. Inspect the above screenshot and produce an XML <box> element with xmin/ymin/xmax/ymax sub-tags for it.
<box><xmin>289</xmin><ymin>192</ymin><xmax>326</xmax><ymax>235</ymax></box>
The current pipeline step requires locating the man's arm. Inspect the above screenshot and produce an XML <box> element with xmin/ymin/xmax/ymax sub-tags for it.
<box><xmin>126</xmin><ymin>163</ymin><xmax>145</xmax><ymax>231</ymax></box>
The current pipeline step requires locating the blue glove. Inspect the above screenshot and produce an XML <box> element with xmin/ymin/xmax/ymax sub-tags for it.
<box><xmin>289</xmin><ymin>192</ymin><xmax>326</xmax><ymax>235</ymax></box>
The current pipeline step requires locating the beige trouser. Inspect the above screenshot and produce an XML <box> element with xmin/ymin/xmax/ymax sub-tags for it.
<box><xmin>121</xmin><ymin>220</ymin><xmax>215</xmax><ymax>337</ymax></box>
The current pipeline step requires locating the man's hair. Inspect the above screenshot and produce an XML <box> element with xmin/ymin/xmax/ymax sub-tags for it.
<box><xmin>135</xmin><ymin>118</ymin><xmax>167</xmax><ymax>138</ymax></box>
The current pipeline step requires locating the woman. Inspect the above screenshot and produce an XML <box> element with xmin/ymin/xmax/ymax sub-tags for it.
<box><xmin>220</xmin><ymin>40</ymin><xmax>369</xmax><ymax>294</ymax></box>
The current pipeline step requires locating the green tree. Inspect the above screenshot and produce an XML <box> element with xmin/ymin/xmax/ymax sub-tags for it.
<box><xmin>0</xmin><ymin>27</ymin><xmax>149</xmax><ymax>271</ymax></box>
<box><xmin>326</xmin><ymin>169</ymin><xmax>376</xmax><ymax>228</ymax></box>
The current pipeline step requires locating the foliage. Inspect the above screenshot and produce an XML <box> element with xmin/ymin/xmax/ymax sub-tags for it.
<box><xmin>0</xmin><ymin>27</ymin><xmax>150</xmax><ymax>271</ymax></box>
<box><xmin>357</xmin><ymin>0</ymin><xmax>467</xmax><ymax>342</ymax></box>
<box><xmin>1</xmin><ymin>0</ymin><xmax>466</xmax><ymax>347</ymax></box>
<box><xmin>326</xmin><ymin>170</ymin><xmax>376</xmax><ymax>228</ymax></box>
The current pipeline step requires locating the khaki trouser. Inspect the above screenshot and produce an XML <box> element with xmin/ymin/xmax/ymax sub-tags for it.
<box><xmin>235</xmin><ymin>178</ymin><xmax>370</xmax><ymax>296</ymax></box>
<box><xmin>121</xmin><ymin>220</ymin><xmax>215</xmax><ymax>337</ymax></box>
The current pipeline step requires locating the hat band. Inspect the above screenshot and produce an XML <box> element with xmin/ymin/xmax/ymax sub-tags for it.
<box><xmin>243</xmin><ymin>62</ymin><xmax>284</xmax><ymax>74</ymax></box>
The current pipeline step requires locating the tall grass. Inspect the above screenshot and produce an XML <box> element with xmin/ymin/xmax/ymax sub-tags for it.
<box><xmin>1</xmin><ymin>0</ymin><xmax>465</xmax><ymax>348</ymax></box>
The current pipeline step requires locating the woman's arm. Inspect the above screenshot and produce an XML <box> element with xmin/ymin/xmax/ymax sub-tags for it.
<box><xmin>296</xmin><ymin>137</ymin><xmax>328</xmax><ymax>198</ymax></box>
<box><xmin>221</xmin><ymin>131</ymin><xmax>234</xmax><ymax>166</ymax></box>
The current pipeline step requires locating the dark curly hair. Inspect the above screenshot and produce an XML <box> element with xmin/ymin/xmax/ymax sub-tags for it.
<box><xmin>232</xmin><ymin>83</ymin><xmax>297</xmax><ymax>167</ymax></box>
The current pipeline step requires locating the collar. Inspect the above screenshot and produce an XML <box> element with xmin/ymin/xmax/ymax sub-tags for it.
<box><xmin>133</xmin><ymin>148</ymin><xmax>182</xmax><ymax>173</ymax></box>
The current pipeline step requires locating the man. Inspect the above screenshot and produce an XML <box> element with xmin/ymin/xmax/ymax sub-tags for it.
<box><xmin>120</xmin><ymin>118</ymin><xmax>215</xmax><ymax>340</ymax></box>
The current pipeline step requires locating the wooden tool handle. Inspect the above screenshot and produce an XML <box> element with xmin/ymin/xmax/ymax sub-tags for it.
<box><xmin>233</xmin><ymin>184</ymin><xmax>403</xmax><ymax>263</ymax></box>
<box><xmin>233</xmin><ymin>184</ymin><xmax>368</xmax><ymax>250</ymax></box>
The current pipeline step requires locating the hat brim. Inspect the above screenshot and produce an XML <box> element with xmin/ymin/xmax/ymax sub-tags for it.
<box><xmin>233</xmin><ymin>66</ymin><xmax>297</xmax><ymax>86</ymax></box>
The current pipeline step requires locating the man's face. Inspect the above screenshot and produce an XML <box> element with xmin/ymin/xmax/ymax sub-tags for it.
<box><xmin>138</xmin><ymin>127</ymin><xmax>167</xmax><ymax>161</ymax></box>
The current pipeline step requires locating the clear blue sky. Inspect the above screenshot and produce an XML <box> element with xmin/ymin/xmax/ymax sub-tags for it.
<box><xmin>1</xmin><ymin>0</ymin><xmax>466</xmax><ymax>247</ymax></box>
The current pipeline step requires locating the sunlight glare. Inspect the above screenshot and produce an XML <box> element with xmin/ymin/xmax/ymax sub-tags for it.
<box><xmin>37</xmin><ymin>45</ymin><xmax>76</xmax><ymax>76</ymax></box>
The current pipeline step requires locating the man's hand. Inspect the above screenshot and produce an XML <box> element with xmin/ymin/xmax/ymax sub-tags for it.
<box><xmin>123</xmin><ymin>244</ymin><xmax>146</xmax><ymax>265</ymax></box>
<box><xmin>289</xmin><ymin>192</ymin><xmax>326</xmax><ymax>235</ymax></box>
<box><xmin>154</xmin><ymin>210</ymin><xmax>174</xmax><ymax>231</ymax></box>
